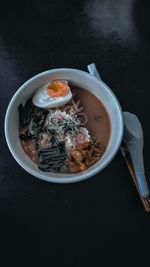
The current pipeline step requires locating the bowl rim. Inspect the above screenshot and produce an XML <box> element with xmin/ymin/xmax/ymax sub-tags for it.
<box><xmin>4</xmin><ymin>68</ymin><xmax>123</xmax><ymax>183</ymax></box>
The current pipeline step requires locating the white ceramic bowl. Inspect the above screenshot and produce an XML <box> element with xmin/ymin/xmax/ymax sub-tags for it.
<box><xmin>5</xmin><ymin>68</ymin><xmax>123</xmax><ymax>183</ymax></box>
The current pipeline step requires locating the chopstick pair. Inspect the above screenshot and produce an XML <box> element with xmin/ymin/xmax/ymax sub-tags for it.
<box><xmin>120</xmin><ymin>144</ymin><xmax>150</xmax><ymax>212</ymax></box>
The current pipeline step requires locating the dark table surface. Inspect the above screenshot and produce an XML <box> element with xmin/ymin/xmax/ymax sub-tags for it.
<box><xmin>1</xmin><ymin>0</ymin><xmax>150</xmax><ymax>266</ymax></box>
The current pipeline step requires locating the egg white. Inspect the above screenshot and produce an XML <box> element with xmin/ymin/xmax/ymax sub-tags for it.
<box><xmin>32</xmin><ymin>83</ymin><xmax>72</xmax><ymax>108</ymax></box>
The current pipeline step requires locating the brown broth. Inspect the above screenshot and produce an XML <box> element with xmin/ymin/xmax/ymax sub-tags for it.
<box><xmin>20</xmin><ymin>139</ymin><xmax>38</xmax><ymax>163</ymax></box>
<box><xmin>71</xmin><ymin>85</ymin><xmax>111</xmax><ymax>153</ymax></box>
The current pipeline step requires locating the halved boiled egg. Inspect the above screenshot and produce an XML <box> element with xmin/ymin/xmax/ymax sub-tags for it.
<box><xmin>32</xmin><ymin>80</ymin><xmax>72</xmax><ymax>108</ymax></box>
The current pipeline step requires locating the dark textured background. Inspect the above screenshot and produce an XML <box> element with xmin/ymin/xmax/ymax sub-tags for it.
<box><xmin>0</xmin><ymin>0</ymin><xmax>150</xmax><ymax>266</ymax></box>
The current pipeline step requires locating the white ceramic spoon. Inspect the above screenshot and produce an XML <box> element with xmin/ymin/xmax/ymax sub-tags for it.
<box><xmin>122</xmin><ymin>112</ymin><xmax>149</xmax><ymax>198</ymax></box>
<box><xmin>87</xmin><ymin>63</ymin><xmax>149</xmax><ymax>198</ymax></box>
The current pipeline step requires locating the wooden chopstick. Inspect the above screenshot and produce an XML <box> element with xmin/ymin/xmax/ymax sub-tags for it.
<box><xmin>124</xmin><ymin>153</ymin><xmax>150</xmax><ymax>212</ymax></box>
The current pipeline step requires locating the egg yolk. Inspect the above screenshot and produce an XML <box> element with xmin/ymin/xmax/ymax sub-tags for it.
<box><xmin>46</xmin><ymin>80</ymin><xmax>69</xmax><ymax>97</ymax></box>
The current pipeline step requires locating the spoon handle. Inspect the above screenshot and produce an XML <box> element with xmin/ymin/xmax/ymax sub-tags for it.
<box><xmin>126</xmin><ymin>140</ymin><xmax>149</xmax><ymax>198</ymax></box>
<box><xmin>87</xmin><ymin>63</ymin><xmax>102</xmax><ymax>81</ymax></box>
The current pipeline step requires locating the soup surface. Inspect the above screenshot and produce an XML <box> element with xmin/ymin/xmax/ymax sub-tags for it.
<box><xmin>71</xmin><ymin>85</ymin><xmax>110</xmax><ymax>152</ymax></box>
